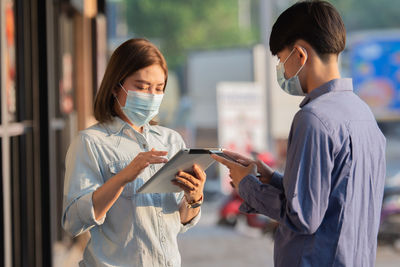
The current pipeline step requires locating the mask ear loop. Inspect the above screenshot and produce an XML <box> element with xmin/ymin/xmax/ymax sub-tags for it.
<box><xmin>118</xmin><ymin>82</ymin><xmax>129</xmax><ymax>94</ymax></box>
<box><xmin>294</xmin><ymin>47</ymin><xmax>308</xmax><ymax>76</ymax></box>
<box><xmin>283</xmin><ymin>48</ymin><xmax>296</xmax><ymax>65</ymax></box>
<box><xmin>114</xmin><ymin>83</ymin><xmax>126</xmax><ymax>107</ymax></box>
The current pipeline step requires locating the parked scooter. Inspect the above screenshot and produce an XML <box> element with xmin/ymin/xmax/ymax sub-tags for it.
<box><xmin>379</xmin><ymin>171</ymin><xmax>400</xmax><ymax>249</ymax></box>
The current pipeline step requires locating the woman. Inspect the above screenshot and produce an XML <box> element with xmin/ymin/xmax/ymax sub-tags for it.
<box><xmin>62</xmin><ymin>38</ymin><xmax>206</xmax><ymax>267</ymax></box>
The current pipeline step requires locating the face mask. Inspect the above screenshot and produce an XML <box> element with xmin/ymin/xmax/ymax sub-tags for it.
<box><xmin>115</xmin><ymin>84</ymin><xmax>164</xmax><ymax>127</ymax></box>
<box><xmin>276</xmin><ymin>47</ymin><xmax>307</xmax><ymax>96</ymax></box>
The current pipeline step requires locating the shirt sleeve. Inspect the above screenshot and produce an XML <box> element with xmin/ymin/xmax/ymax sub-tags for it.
<box><xmin>62</xmin><ymin>134</ymin><xmax>105</xmax><ymax>237</ymax></box>
<box><xmin>238</xmin><ymin>111</ymin><xmax>335</xmax><ymax>234</ymax></box>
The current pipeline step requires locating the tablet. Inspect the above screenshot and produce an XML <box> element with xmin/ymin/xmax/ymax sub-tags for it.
<box><xmin>137</xmin><ymin>148</ymin><xmax>232</xmax><ymax>194</ymax></box>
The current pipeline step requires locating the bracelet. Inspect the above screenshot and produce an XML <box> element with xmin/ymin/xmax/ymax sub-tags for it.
<box><xmin>185</xmin><ymin>195</ymin><xmax>203</xmax><ymax>209</ymax></box>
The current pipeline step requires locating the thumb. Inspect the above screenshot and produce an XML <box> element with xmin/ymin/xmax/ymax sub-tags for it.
<box><xmin>247</xmin><ymin>162</ymin><xmax>257</xmax><ymax>174</ymax></box>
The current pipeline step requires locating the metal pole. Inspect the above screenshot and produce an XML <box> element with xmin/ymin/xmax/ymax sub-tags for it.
<box><xmin>260</xmin><ymin>0</ymin><xmax>274</xmax><ymax>151</ymax></box>
<box><xmin>1</xmin><ymin>0</ymin><xmax>13</xmax><ymax>265</ymax></box>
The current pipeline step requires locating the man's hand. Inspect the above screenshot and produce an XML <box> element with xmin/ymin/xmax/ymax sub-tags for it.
<box><xmin>217</xmin><ymin>150</ymin><xmax>275</xmax><ymax>185</ymax></box>
<box><xmin>211</xmin><ymin>153</ymin><xmax>258</xmax><ymax>188</ymax></box>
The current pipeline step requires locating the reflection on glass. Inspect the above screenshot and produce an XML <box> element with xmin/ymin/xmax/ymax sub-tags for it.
<box><xmin>5</xmin><ymin>0</ymin><xmax>16</xmax><ymax>122</ymax></box>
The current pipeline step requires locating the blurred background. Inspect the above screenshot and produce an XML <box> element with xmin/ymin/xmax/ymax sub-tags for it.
<box><xmin>1</xmin><ymin>0</ymin><xmax>400</xmax><ymax>266</ymax></box>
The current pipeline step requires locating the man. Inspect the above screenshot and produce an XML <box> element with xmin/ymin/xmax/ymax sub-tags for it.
<box><xmin>212</xmin><ymin>1</ymin><xmax>386</xmax><ymax>266</ymax></box>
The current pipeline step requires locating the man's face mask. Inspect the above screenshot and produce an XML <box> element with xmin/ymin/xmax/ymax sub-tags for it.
<box><xmin>276</xmin><ymin>47</ymin><xmax>308</xmax><ymax>96</ymax></box>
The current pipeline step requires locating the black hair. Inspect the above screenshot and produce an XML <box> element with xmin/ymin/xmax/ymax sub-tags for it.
<box><xmin>269</xmin><ymin>0</ymin><xmax>346</xmax><ymax>61</ymax></box>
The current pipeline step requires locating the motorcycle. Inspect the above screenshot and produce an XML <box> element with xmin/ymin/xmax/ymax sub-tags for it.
<box><xmin>379</xmin><ymin>171</ymin><xmax>400</xmax><ymax>249</ymax></box>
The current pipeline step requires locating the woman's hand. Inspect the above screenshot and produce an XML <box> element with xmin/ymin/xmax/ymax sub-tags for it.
<box><xmin>122</xmin><ymin>148</ymin><xmax>168</xmax><ymax>184</ymax></box>
<box><xmin>172</xmin><ymin>164</ymin><xmax>206</xmax><ymax>203</ymax></box>
<box><xmin>92</xmin><ymin>148</ymin><xmax>167</xmax><ymax>221</ymax></box>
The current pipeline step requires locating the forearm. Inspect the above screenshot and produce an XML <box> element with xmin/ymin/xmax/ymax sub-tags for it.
<box><xmin>92</xmin><ymin>170</ymin><xmax>130</xmax><ymax>221</ymax></box>
<box><xmin>179</xmin><ymin>197</ymin><xmax>200</xmax><ymax>224</ymax></box>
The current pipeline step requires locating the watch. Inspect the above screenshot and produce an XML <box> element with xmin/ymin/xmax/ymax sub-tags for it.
<box><xmin>186</xmin><ymin>195</ymin><xmax>203</xmax><ymax>209</ymax></box>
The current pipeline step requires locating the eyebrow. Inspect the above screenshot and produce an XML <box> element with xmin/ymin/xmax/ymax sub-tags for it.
<box><xmin>134</xmin><ymin>79</ymin><xmax>165</xmax><ymax>86</ymax></box>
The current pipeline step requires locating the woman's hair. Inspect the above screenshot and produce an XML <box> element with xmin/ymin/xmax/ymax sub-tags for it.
<box><xmin>94</xmin><ymin>38</ymin><xmax>168</xmax><ymax>123</ymax></box>
<box><xmin>269</xmin><ymin>0</ymin><xmax>346</xmax><ymax>62</ymax></box>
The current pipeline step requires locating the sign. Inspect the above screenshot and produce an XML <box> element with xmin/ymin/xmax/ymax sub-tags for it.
<box><xmin>350</xmin><ymin>32</ymin><xmax>400</xmax><ymax>120</ymax></box>
<box><xmin>216</xmin><ymin>82</ymin><xmax>267</xmax><ymax>193</ymax></box>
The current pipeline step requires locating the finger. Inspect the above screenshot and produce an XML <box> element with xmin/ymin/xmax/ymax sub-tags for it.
<box><xmin>211</xmin><ymin>154</ymin><xmax>236</xmax><ymax>168</ymax></box>
<box><xmin>171</xmin><ymin>180</ymin><xmax>194</xmax><ymax>194</ymax></box>
<box><xmin>148</xmin><ymin>150</ymin><xmax>168</xmax><ymax>156</ymax></box>
<box><xmin>148</xmin><ymin>156</ymin><xmax>168</xmax><ymax>164</ymax></box>
<box><xmin>176</xmin><ymin>172</ymin><xmax>200</xmax><ymax>186</ymax></box>
<box><xmin>222</xmin><ymin>150</ymin><xmax>252</xmax><ymax>163</ymax></box>
<box><xmin>237</xmin><ymin>159</ymin><xmax>250</xmax><ymax>167</ymax></box>
<box><xmin>172</xmin><ymin>177</ymin><xmax>196</xmax><ymax>191</ymax></box>
<box><xmin>256</xmin><ymin>159</ymin><xmax>274</xmax><ymax>174</ymax></box>
<box><xmin>192</xmin><ymin>164</ymin><xmax>206</xmax><ymax>182</ymax></box>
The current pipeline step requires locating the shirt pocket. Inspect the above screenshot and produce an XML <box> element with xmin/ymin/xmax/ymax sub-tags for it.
<box><xmin>108</xmin><ymin>160</ymin><xmax>144</xmax><ymax>199</ymax></box>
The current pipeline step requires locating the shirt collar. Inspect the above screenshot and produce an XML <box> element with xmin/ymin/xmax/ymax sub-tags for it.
<box><xmin>143</xmin><ymin>123</ymin><xmax>162</xmax><ymax>136</ymax></box>
<box><xmin>300</xmin><ymin>78</ymin><xmax>353</xmax><ymax>108</ymax></box>
<box><xmin>104</xmin><ymin>116</ymin><xmax>162</xmax><ymax>136</ymax></box>
<box><xmin>104</xmin><ymin>116</ymin><xmax>128</xmax><ymax>135</ymax></box>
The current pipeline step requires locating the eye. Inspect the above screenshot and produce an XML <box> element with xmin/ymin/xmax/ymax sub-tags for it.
<box><xmin>135</xmin><ymin>85</ymin><xmax>148</xmax><ymax>91</ymax></box>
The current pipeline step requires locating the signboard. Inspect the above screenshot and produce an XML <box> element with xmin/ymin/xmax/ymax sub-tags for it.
<box><xmin>217</xmin><ymin>82</ymin><xmax>267</xmax><ymax>193</ymax></box>
<box><xmin>349</xmin><ymin>31</ymin><xmax>400</xmax><ymax>120</ymax></box>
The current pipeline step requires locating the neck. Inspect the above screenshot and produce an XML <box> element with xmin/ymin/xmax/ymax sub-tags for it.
<box><xmin>305</xmin><ymin>56</ymin><xmax>341</xmax><ymax>94</ymax></box>
<box><xmin>126</xmin><ymin>119</ymin><xmax>143</xmax><ymax>133</ymax></box>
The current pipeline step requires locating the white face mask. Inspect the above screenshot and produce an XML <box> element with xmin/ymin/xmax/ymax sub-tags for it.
<box><xmin>115</xmin><ymin>84</ymin><xmax>164</xmax><ymax>126</ymax></box>
<box><xmin>276</xmin><ymin>47</ymin><xmax>307</xmax><ymax>96</ymax></box>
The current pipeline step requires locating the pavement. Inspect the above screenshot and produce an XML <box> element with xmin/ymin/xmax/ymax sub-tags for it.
<box><xmin>54</xmin><ymin>196</ymin><xmax>400</xmax><ymax>266</ymax></box>
<box><xmin>178</xmin><ymin>196</ymin><xmax>400</xmax><ymax>267</ymax></box>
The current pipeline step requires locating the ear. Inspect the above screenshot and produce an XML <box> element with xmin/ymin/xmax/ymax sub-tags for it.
<box><xmin>293</xmin><ymin>45</ymin><xmax>308</xmax><ymax>66</ymax></box>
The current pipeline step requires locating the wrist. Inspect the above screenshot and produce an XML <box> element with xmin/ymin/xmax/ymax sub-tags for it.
<box><xmin>118</xmin><ymin>168</ymin><xmax>133</xmax><ymax>185</ymax></box>
<box><xmin>185</xmin><ymin>195</ymin><xmax>203</xmax><ymax>209</ymax></box>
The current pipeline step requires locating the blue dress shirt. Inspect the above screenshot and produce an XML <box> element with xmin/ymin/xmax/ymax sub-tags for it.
<box><xmin>239</xmin><ymin>79</ymin><xmax>386</xmax><ymax>267</ymax></box>
<box><xmin>62</xmin><ymin>117</ymin><xmax>200</xmax><ymax>267</ymax></box>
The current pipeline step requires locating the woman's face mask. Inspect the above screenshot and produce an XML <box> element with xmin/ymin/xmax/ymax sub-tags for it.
<box><xmin>276</xmin><ymin>47</ymin><xmax>308</xmax><ymax>96</ymax></box>
<box><xmin>115</xmin><ymin>83</ymin><xmax>164</xmax><ymax>127</ymax></box>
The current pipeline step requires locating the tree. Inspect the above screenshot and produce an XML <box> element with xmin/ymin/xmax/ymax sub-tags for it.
<box><xmin>125</xmin><ymin>0</ymin><xmax>260</xmax><ymax>70</ymax></box>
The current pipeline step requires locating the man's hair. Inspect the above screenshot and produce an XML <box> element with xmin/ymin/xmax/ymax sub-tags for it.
<box><xmin>269</xmin><ymin>0</ymin><xmax>346</xmax><ymax>61</ymax></box>
<box><xmin>94</xmin><ymin>38</ymin><xmax>168</xmax><ymax>123</ymax></box>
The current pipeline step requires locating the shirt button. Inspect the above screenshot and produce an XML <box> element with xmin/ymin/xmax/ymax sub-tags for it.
<box><xmin>158</xmin><ymin>212</ymin><xmax>162</xmax><ymax>217</ymax></box>
<box><xmin>167</xmin><ymin>261</ymin><xmax>172</xmax><ymax>266</ymax></box>
<box><xmin>161</xmin><ymin>236</ymin><xmax>166</xmax><ymax>242</ymax></box>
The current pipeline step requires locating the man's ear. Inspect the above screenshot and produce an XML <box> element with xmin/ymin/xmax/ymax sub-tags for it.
<box><xmin>294</xmin><ymin>45</ymin><xmax>308</xmax><ymax>65</ymax></box>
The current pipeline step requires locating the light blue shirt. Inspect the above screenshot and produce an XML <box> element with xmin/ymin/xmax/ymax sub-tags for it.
<box><xmin>239</xmin><ymin>79</ymin><xmax>386</xmax><ymax>266</ymax></box>
<box><xmin>62</xmin><ymin>117</ymin><xmax>200</xmax><ymax>267</ymax></box>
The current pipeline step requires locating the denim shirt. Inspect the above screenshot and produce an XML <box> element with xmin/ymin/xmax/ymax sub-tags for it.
<box><xmin>62</xmin><ymin>117</ymin><xmax>200</xmax><ymax>267</ymax></box>
<box><xmin>239</xmin><ymin>79</ymin><xmax>386</xmax><ymax>267</ymax></box>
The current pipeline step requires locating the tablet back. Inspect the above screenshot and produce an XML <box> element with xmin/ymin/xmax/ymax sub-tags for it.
<box><xmin>137</xmin><ymin>149</ymin><xmax>216</xmax><ymax>193</ymax></box>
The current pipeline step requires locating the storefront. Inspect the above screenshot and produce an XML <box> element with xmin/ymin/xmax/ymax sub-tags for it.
<box><xmin>0</xmin><ymin>0</ymin><xmax>106</xmax><ymax>266</ymax></box>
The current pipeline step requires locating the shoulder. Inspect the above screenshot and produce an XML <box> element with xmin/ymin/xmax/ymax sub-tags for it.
<box><xmin>150</xmin><ymin>125</ymin><xmax>186</xmax><ymax>147</ymax></box>
<box><xmin>293</xmin><ymin>109</ymin><xmax>331</xmax><ymax>134</ymax></box>
<box><xmin>68</xmin><ymin>123</ymin><xmax>108</xmax><ymax>152</ymax></box>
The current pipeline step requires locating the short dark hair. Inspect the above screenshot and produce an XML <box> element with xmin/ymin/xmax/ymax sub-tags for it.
<box><xmin>269</xmin><ymin>0</ymin><xmax>346</xmax><ymax>61</ymax></box>
<box><xmin>94</xmin><ymin>38</ymin><xmax>168</xmax><ymax>123</ymax></box>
